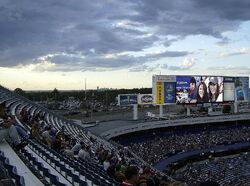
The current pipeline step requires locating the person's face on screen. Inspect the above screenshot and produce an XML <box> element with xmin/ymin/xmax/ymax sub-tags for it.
<box><xmin>209</xmin><ymin>83</ymin><xmax>217</xmax><ymax>94</ymax></box>
<box><xmin>190</xmin><ymin>82</ymin><xmax>196</xmax><ymax>91</ymax></box>
<box><xmin>199</xmin><ymin>84</ymin><xmax>205</xmax><ymax>98</ymax></box>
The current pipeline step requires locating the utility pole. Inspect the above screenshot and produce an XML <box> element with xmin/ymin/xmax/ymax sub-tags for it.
<box><xmin>91</xmin><ymin>91</ymin><xmax>94</xmax><ymax>120</ymax></box>
<box><xmin>84</xmin><ymin>78</ymin><xmax>87</xmax><ymax>101</ymax></box>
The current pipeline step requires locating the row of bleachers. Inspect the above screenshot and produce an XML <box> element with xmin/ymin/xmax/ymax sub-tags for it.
<box><xmin>0</xmin><ymin>85</ymin><xmax>120</xmax><ymax>185</ymax></box>
<box><xmin>0</xmin><ymin>150</ymin><xmax>25</xmax><ymax>186</ymax></box>
<box><xmin>27</xmin><ymin>139</ymin><xmax>113</xmax><ymax>186</ymax></box>
<box><xmin>0</xmin><ymin>165</ymin><xmax>15</xmax><ymax>186</ymax></box>
<box><xmin>21</xmin><ymin>148</ymin><xmax>68</xmax><ymax>186</ymax></box>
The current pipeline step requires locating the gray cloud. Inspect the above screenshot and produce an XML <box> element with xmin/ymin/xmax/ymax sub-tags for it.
<box><xmin>0</xmin><ymin>0</ymin><xmax>250</xmax><ymax>70</ymax></box>
<box><xmin>29</xmin><ymin>50</ymin><xmax>189</xmax><ymax>72</ymax></box>
<box><xmin>129</xmin><ymin>65</ymin><xmax>151</xmax><ymax>72</ymax></box>
<box><xmin>215</xmin><ymin>37</ymin><xmax>230</xmax><ymax>46</ymax></box>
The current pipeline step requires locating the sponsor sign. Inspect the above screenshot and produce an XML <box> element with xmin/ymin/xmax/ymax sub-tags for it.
<box><xmin>138</xmin><ymin>94</ymin><xmax>153</xmax><ymax>105</ymax></box>
<box><xmin>235</xmin><ymin>77</ymin><xmax>249</xmax><ymax>102</ymax></box>
<box><xmin>118</xmin><ymin>94</ymin><xmax>138</xmax><ymax>106</ymax></box>
<box><xmin>156</xmin><ymin>82</ymin><xmax>164</xmax><ymax>104</ymax></box>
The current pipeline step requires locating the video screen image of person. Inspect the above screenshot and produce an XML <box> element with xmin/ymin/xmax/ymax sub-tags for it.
<box><xmin>207</xmin><ymin>77</ymin><xmax>223</xmax><ymax>102</ymax></box>
<box><xmin>235</xmin><ymin>78</ymin><xmax>247</xmax><ymax>101</ymax></box>
<box><xmin>196</xmin><ymin>81</ymin><xmax>209</xmax><ymax>103</ymax></box>
<box><xmin>189</xmin><ymin>77</ymin><xmax>197</xmax><ymax>103</ymax></box>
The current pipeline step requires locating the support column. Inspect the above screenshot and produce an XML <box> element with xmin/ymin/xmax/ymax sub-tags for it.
<box><xmin>234</xmin><ymin>102</ymin><xmax>238</xmax><ymax>113</ymax></box>
<box><xmin>159</xmin><ymin>105</ymin><xmax>163</xmax><ymax>118</ymax></box>
<box><xmin>187</xmin><ymin>107</ymin><xmax>191</xmax><ymax>116</ymax></box>
<box><xmin>133</xmin><ymin>104</ymin><xmax>138</xmax><ymax>120</ymax></box>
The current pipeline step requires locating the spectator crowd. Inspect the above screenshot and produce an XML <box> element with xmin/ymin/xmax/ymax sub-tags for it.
<box><xmin>173</xmin><ymin>153</ymin><xmax>250</xmax><ymax>186</ymax></box>
<box><xmin>128</xmin><ymin>127</ymin><xmax>250</xmax><ymax>165</ymax></box>
<box><xmin>21</xmin><ymin>106</ymin><xmax>189</xmax><ymax>185</ymax></box>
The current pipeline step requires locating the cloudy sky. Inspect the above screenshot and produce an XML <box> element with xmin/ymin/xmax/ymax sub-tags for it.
<box><xmin>0</xmin><ymin>0</ymin><xmax>250</xmax><ymax>90</ymax></box>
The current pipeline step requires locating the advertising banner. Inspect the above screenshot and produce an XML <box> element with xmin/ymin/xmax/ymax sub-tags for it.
<box><xmin>223</xmin><ymin>77</ymin><xmax>235</xmax><ymax>101</ymax></box>
<box><xmin>152</xmin><ymin>76</ymin><xmax>157</xmax><ymax>104</ymax></box>
<box><xmin>235</xmin><ymin>77</ymin><xmax>249</xmax><ymax>102</ymax></box>
<box><xmin>153</xmin><ymin>75</ymin><xmax>176</xmax><ymax>104</ymax></box>
<box><xmin>164</xmin><ymin>82</ymin><xmax>176</xmax><ymax>103</ymax></box>
<box><xmin>118</xmin><ymin>94</ymin><xmax>138</xmax><ymax>106</ymax></box>
<box><xmin>138</xmin><ymin>94</ymin><xmax>154</xmax><ymax>105</ymax></box>
<box><xmin>156</xmin><ymin>82</ymin><xmax>164</xmax><ymax>104</ymax></box>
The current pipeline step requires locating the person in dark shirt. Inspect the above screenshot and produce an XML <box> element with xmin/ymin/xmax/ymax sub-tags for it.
<box><xmin>189</xmin><ymin>77</ymin><xmax>197</xmax><ymax>103</ymax></box>
<box><xmin>120</xmin><ymin>166</ymin><xmax>139</xmax><ymax>186</ymax></box>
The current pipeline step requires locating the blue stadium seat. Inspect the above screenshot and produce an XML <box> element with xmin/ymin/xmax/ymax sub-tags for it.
<box><xmin>0</xmin><ymin>151</ymin><xmax>25</xmax><ymax>186</ymax></box>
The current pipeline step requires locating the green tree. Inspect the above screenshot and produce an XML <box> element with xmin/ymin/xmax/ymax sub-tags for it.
<box><xmin>51</xmin><ymin>88</ymin><xmax>59</xmax><ymax>101</ymax></box>
<box><xmin>14</xmin><ymin>88</ymin><xmax>26</xmax><ymax>96</ymax></box>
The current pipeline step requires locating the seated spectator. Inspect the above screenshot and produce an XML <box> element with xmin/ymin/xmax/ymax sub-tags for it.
<box><xmin>114</xmin><ymin>164</ymin><xmax>126</xmax><ymax>183</ymax></box>
<box><xmin>63</xmin><ymin>146</ymin><xmax>74</xmax><ymax>159</ymax></box>
<box><xmin>1</xmin><ymin>102</ymin><xmax>29</xmax><ymax>139</ymax></box>
<box><xmin>31</xmin><ymin>118</ymin><xmax>40</xmax><ymax>140</ymax></box>
<box><xmin>63</xmin><ymin>134</ymin><xmax>71</xmax><ymax>147</ymax></box>
<box><xmin>107</xmin><ymin>164</ymin><xmax>116</xmax><ymax>178</ymax></box>
<box><xmin>69</xmin><ymin>138</ymin><xmax>77</xmax><ymax>149</ymax></box>
<box><xmin>137</xmin><ymin>176</ymin><xmax>147</xmax><ymax>186</ymax></box>
<box><xmin>20</xmin><ymin>108</ymin><xmax>28</xmax><ymax>123</ymax></box>
<box><xmin>140</xmin><ymin>168</ymin><xmax>159</xmax><ymax>186</ymax></box>
<box><xmin>0</xmin><ymin>111</ymin><xmax>27</xmax><ymax>150</ymax></box>
<box><xmin>71</xmin><ymin>141</ymin><xmax>84</xmax><ymax>155</ymax></box>
<box><xmin>121</xmin><ymin>166</ymin><xmax>139</xmax><ymax>186</ymax></box>
<box><xmin>78</xmin><ymin>145</ymin><xmax>91</xmax><ymax>161</ymax></box>
<box><xmin>41</xmin><ymin>126</ymin><xmax>52</xmax><ymax>147</ymax></box>
<box><xmin>103</xmin><ymin>156</ymin><xmax>111</xmax><ymax>171</ymax></box>
<box><xmin>52</xmin><ymin>132</ymin><xmax>63</xmax><ymax>151</ymax></box>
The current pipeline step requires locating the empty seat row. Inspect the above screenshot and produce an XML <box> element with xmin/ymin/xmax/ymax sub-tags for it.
<box><xmin>0</xmin><ymin>151</ymin><xmax>25</xmax><ymax>186</ymax></box>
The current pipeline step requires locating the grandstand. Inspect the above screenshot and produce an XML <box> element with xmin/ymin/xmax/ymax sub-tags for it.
<box><xmin>1</xmin><ymin>84</ymin><xmax>250</xmax><ymax>186</ymax></box>
<box><xmin>0</xmin><ymin>85</ymin><xmax>122</xmax><ymax>186</ymax></box>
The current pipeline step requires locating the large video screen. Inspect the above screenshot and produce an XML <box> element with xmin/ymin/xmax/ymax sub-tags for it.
<box><xmin>235</xmin><ymin>77</ymin><xmax>249</xmax><ymax>102</ymax></box>
<box><xmin>153</xmin><ymin>75</ymin><xmax>249</xmax><ymax>105</ymax></box>
<box><xmin>176</xmin><ymin>76</ymin><xmax>224</xmax><ymax>104</ymax></box>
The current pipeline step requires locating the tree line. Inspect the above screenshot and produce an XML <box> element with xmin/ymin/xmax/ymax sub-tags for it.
<box><xmin>14</xmin><ymin>87</ymin><xmax>152</xmax><ymax>105</ymax></box>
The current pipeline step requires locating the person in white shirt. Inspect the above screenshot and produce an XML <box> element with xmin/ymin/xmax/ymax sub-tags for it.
<box><xmin>103</xmin><ymin>158</ymin><xmax>111</xmax><ymax>171</ymax></box>
<box><xmin>41</xmin><ymin>126</ymin><xmax>52</xmax><ymax>147</ymax></box>
<box><xmin>78</xmin><ymin>145</ymin><xmax>91</xmax><ymax>161</ymax></box>
<box><xmin>71</xmin><ymin>141</ymin><xmax>84</xmax><ymax>154</ymax></box>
